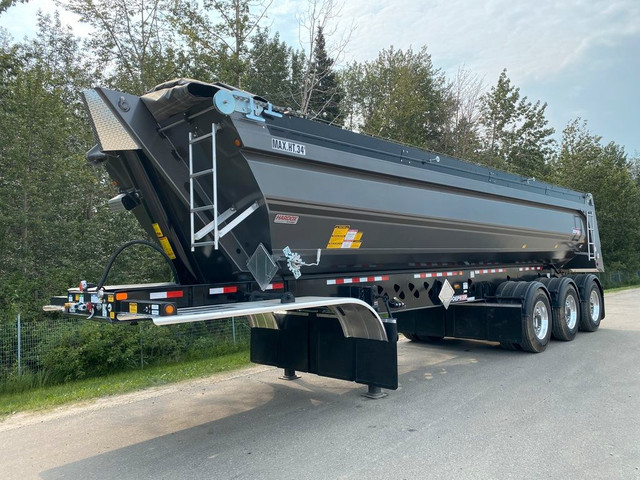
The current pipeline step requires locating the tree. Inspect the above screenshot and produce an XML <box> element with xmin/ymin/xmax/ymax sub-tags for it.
<box><xmin>307</xmin><ymin>26</ymin><xmax>341</xmax><ymax>124</ymax></box>
<box><xmin>244</xmin><ymin>29</ymin><xmax>294</xmax><ymax>106</ymax></box>
<box><xmin>0</xmin><ymin>0</ymin><xmax>27</xmax><ymax>14</ymax></box>
<box><xmin>552</xmin><ymin>119</ymin><xmax>640</xmax><ymax>272</ymax></box>
<box><xmin>61</xmin><ymin>0</ymin><xmax>187</xmax><ymax>93</ymax></box>
<box><xmin>170</xmin><ymin>0</ymin><xmax>271</xmax><ymax>87</ymax></box>
<box><xmin>440</xmin><ymin>67</ymin><xmax>484</xmax><ymax>159</ymax></box>
<box><xmin>293</xmin><ymin>0</ymin><xmax>349</xmax><ymax>120</ymax></box>
<box><xmin>0</xmin><ymin>13</ymin><xmax>97</xmax><ymax>316</ymax></box>
<box><xmin>478</xmin><ymin>69</ymin><xmax>555</xmax><ymax>179</ymax></box>
<box><xmin>346</xmin><ymin>45</ymin><xmax>452</xmax><ymax>151</ymax></box>
<box><xmin>0</xmin><ymin>13</ymin><xmax>171</xmax><ymax>319</ymax></box>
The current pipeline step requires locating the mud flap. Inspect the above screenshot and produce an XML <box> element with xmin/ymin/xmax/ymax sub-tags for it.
<box><xmin>250</xmin><ymin>311</ymin><xmax>398</xmax><ymax>390</ymax></box>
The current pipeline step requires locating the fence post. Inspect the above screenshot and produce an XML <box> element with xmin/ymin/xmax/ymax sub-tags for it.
<box><xmin>232</xmin><ymin>317</ymin><xmax>236</xmax><ymax>344</ymax></box>
<box><xmin>17</xmin><ymin>313</ymin><xmax>21</xmax><ymax>375</ymax></box>
<box><xmin>139</xmin><ymin>323</ymin><xmax>144</xmax><ymax>369</ymax></box>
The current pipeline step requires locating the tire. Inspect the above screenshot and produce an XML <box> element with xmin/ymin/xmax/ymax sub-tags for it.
<box><xmin>550</xmin><ymin>281</ymin><xmax>580</xmax><ymax>341</ymax></box>
<box><xmin>579</xmin><ymin>278</ymin><xmax>603</xmax><ymax>332</ymax></box>
<box><xmin>496</xmin><ymin>281</ymin><xmax>552</xmax><ymax>353</ymax></box>
<box><xmin>520</xmin><ymin>283</ymin><xmax>552</xmax><ymax>353</ymax></box>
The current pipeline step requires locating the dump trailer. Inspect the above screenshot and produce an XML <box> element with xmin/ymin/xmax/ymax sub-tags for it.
<box><xmin>45</xmin><ymin>79</ymin><xmax>605</xmax><ymax>397</ymax></box>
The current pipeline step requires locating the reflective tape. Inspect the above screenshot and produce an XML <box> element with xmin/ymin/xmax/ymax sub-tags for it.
<box><xmin>209</xmin><ymin>286</ymin><xmax>239</xmax><ymax>295</ymax></box>
<box><xmin>326</xmin><ymin>275</ymin><xmax>389</xmax><ymax>286</ymax></box>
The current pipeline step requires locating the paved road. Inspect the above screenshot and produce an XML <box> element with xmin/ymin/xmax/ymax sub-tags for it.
<box><xmin>2</xmin><ymin>289</ymin><xmax>639</xmax><ymax>479</ymax></box>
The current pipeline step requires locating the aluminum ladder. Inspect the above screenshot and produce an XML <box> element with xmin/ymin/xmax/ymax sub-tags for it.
<box><xmin>188</xmin><ymin>123</ymin><xmax>260</xmax><ymax>252</ymax></box>
<box><xmin>586</xmin><ymin>211</ymin><xmax>596</xmax><ymax>261</ymax></box>
<box><xmin>189</xmin><ymin>124</ymin><xmax>220</xmax><ymax>251</ymax></box>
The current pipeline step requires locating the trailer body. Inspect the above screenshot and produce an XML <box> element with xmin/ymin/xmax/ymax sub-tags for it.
<box><xmin>46</xmin><ymin>79</ymin><xmax>605</xmax><ymax>394</ymax></box>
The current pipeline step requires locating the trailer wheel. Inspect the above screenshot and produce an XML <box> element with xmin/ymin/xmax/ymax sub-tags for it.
<box><xmin>520</xmin><ymin>284</ymin><xmax>552</xmax><ymax>353</ymax></box>
<box><xmin>551</xmin><ymin>282</ymin><xmax>580</xmax><ymax>341</ymax></box>
<box><xmin>496</xmin><ymin>281</ymin><xmax>551</xmax><ymax>353</ymax></box>
<box><xmin>580</xmin><ymin>278</ymin><xmax>603</xmax><ymax>332</ymax></box>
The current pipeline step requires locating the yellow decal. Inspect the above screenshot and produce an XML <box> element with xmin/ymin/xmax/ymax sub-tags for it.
<box><xmin>152</xmin><ymin>223</ymin><xmax>163</xmax><ymax>238</ymax></box>
<box><xmin>107</xmin><ymin>295</ymin><xmax>114</xmax><ymax>303</ymax></box>
<box><xmin>129</xmin><ymin>303</ymin><xmax>138</xmax><ymax>314</ymax></box>
<box><xmin>332</xmin><ymin>225</ymin><xmax>350</xmax><ymax>237</ymax></box>
<box><xmin>326</xmin><ymin>225</ymin><xmax>363</xmax><ymax>249</ymax></box>
<box><xmin>159</xmin><ymin>236</ymin><xmax>177</xmax><ymax>259</ymax></box>
<box><xmin>109</xmin><ymin>312</ymin><xmax>115</xmax><ymax>319</ymax></box>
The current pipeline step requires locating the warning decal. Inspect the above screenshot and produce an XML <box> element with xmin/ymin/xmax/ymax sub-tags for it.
<box><xmin>152</xmin><ymin>223</ymin><xmax>176</xmax><ymax>260</ymax></box>
<box><xmin>152</xmin><ymin>223</ymin><xmax>163</xmax><ymax>238</ymax></box>
<box><xmin>159</xmin><ymin>236</ymin><xmax>177</xmax><ymax>260</ymax></box>
<box><xmin>327</xmin><ymin>225</ymin><xmax>363</xmax><ymax>249</ymax></box>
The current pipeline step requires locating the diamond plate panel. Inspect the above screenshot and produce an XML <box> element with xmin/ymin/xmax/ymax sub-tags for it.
<box><xmin>83</xmin><ymin>89</ymin><xmax>140</xmax><ymax>151</ymax></box>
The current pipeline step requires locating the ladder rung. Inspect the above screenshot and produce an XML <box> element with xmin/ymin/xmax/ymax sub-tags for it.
<box><xmin>192</xmin><ymin>241</ymin><xmax>217</xmax><ymax>247</ymax></box>
<box><xmin>191</xmin><ymin>205</ymin><xmax>215</xmax><ymax>213</ymax></box>
<box><xmin>191</xmin><ymin>168</ymin><xmax>215</xmax><ymax>178</ymax></box>
<box><xmin>189</xmin><ymin>132</ymin><xmax>213</xmax><ymax>144</ymax></box>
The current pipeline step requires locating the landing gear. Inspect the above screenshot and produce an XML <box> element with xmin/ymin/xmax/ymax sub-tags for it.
<box><xmin>279</xmin><ymin>368</ymin><xmax>301</xmax><ymax>380</ymax></box>
<box><xmin>362</xmin><ymin>385</ymin><xmax>387</xmax><ymax>399</ymax></box>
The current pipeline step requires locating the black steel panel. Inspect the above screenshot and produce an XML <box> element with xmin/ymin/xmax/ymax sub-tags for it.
<box><xmin>397</xmin><ymin>307</ymin><xmax>446</xmax><ymax>338</ymax></box>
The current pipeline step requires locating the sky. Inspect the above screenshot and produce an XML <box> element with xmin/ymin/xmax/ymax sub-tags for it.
<box><xmin>1</xmin><ymin>0</ymin><xmax>639</xmax><ymax>156</ymax></box>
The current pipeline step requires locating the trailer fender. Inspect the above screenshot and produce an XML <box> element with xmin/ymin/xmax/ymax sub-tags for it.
<box><xmin>153</xmin><ymin>296</ymin><xmax>389</xmax><ymax>341</ymax></box>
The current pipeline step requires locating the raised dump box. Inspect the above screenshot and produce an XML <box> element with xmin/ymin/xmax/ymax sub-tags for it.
<box><xmin>46</xmin><ymin>79</ymin><xmax>605</xmax><ymax>396</ymax></box>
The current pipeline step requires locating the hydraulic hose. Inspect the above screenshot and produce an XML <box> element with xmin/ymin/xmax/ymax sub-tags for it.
<box><xmin>97</xmin><ymin>239</ymin><xmax>180</xmax><ymax>289</ymax></box>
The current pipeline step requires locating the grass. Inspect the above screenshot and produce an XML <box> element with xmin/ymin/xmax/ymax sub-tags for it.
<box><xmin>0</xmin><ymin>349</ymin><xmax>250</xmax><ymax>420</ymax></box>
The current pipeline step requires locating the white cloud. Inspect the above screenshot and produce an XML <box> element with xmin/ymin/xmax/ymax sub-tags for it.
<box><xmin>326</xmin><ymin>0</ymin><xmax>640</xmax><ymax>84</ymax></box>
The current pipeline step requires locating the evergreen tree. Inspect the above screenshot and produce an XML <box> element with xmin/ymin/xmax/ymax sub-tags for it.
<box><xmin>308</xmin><ymin>26</ymin><xmax>341</xmax><ymax>125</ymax></box>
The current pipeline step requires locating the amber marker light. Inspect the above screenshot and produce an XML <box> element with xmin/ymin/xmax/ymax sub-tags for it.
<box><xmin>234</xmin><ymin>138</ymin><xmax>242</xmax><ymax>147</ymax></box>
<box><xmin>164</xmin><ymin>304</ymin><xmax>176</xmax><ymax>315</ymax></box>
<box><xmin>115</xmin><ymin>292</ymin><xmax>128</xmax><ymax>301</ymax></box>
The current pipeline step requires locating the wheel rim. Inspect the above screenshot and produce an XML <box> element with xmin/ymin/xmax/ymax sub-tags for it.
<box><xmin>564</xmin><ymin>294</ymin><xmax>578</xmax><ymax>330</ymax></box>
<box><xmin>533</xmin><ymin>300</ymin><xmax>549</xmax><ymax>340</ymax></box>
<box><xmin>589</xmin><ymin>289</ymin><xmax>601</xmax><ymax>323</ymax></box>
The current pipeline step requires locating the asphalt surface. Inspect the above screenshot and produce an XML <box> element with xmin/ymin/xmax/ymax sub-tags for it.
<box><xmin>1</xmin><ymin>289</ymin><xmax>639</xmax><ymax>479</ymax></box>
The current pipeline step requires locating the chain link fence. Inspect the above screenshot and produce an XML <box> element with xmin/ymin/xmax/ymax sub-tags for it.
<box><xmin>1</xmin><ymin>315</ymin><xmax>250</xmax><ymax>391</ymax></box>
<box><xmin>601</xmin><ymin>270</ymin><xmax>640</xmax><ymax>289</ymax></box>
